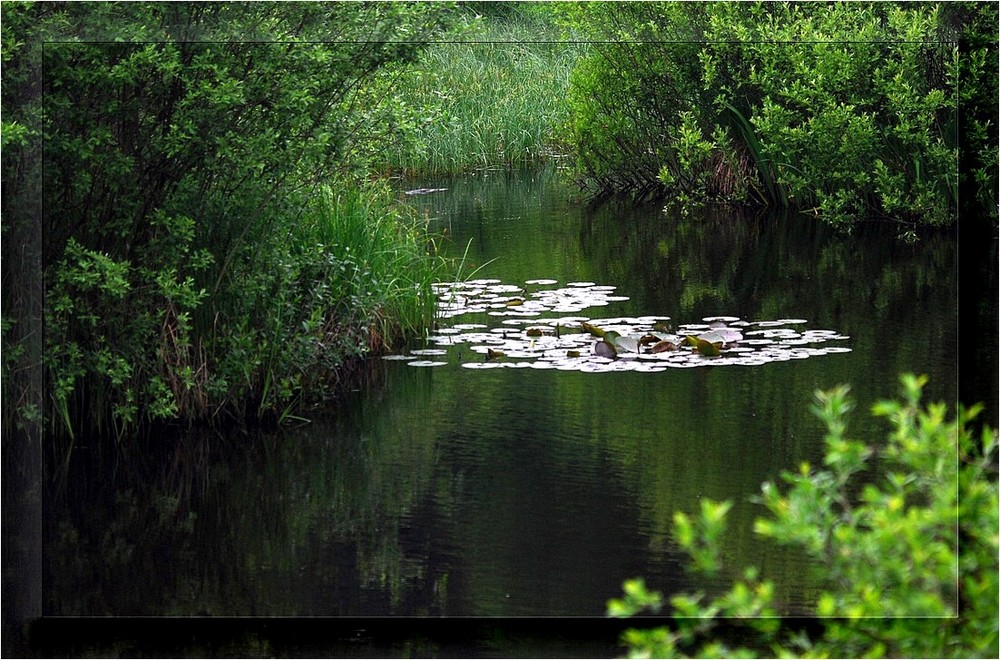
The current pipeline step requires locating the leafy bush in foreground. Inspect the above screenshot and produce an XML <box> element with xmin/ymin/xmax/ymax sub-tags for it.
<box><xmin>609</xmin><ymin>374</ymin><xmax>999</xmax><ymax>658</ymax></box>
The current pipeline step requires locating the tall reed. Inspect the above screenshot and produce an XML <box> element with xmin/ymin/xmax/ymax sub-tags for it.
<box><xmin>240</xmin><ymin>178</ymin><xmax>444</xmax><ymax>421</ymax></box>
<box><xmin>375</xmin><ymin>13</ymin><xmax>581</xmax><ymax>175</ymax></box>
<box><xmin>302</xmin><ymin>180</ymin><xmax>443</xmax><ymax>345</ymax></box>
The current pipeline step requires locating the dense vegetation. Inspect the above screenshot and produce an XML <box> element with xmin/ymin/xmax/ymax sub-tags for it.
<box><xmin>558</xmin><ymin>2</ymin><xmax>997</xmax><ymax>229</ymax></box>
<box><xmin>373</xmin><ymin>4</ymin><xmax>581</xmax><ymax>175</ymax></box>
<box><xmin>2</xmin><ymin>2</ymin><xmax>459</xmax><ymax>437</ymax></box>
<box><xmin>609</xmin><ymin>375</ymin><xmax>999</xmax><ymax>658</ymax></box>
<box><xmin>2</xmin><ymin>2</ymin><xmax>996</xmax><ymax>656</ymax></box>
<box><xmin>4</xmin><ymin>1</ymin><xmax>994</xmax><ymax>437</ymax></box>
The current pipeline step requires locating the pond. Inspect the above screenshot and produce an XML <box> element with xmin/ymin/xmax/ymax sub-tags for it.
<box><xmin>44</xmin><ymin>168</ymin><xmax>963</xmax><ymax>625</ymax></box>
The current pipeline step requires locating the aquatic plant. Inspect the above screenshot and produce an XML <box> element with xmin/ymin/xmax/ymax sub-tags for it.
<box><xmin>386</xmin><ymin>279</ymin><xmax>851</xmax><ymax>373</ymax></box>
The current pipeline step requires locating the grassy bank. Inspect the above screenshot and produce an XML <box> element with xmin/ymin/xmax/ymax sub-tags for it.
<box><xmin>202</xmin><ymin>181</ymin><xmax>445</xmax><ymax>427</ymax></box>
<box><xmin>374</xmin><ymin>8</ymin><xmax>581</xmax><ymax>176</ymax></box>
<box><xmin>42</xmin><ymin>179</ymin><xmax>445</xmax><ymax>437</ymax></box>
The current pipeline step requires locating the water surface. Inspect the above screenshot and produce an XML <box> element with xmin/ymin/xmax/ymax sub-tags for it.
<box><xmin>45</xmin><ymin>168</ymin><xmax>962</xmax><ymax>619</ymax></box>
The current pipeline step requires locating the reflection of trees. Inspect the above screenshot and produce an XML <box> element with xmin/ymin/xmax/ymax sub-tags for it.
<box><xmin>576</xmin><ymin>200</ymin><xmax>958</xmax><ymax>610</ymax></box>
<box><xmin>583</xmin><ymin>201</ymin><xmax>955</xmax><ymax>328</ymax></box>
<box><xmin>44</xmin><ymin>363</ymin><xmax>447</xmax><ymax>616</ymax></box>
<box><xmin>416</xmin><ymin>178</ymin><xmax>958</xmax><ymax>613</ymax></box>
<box><xmin>583</xmin><ymin>200</ymin><xmax>957</xmax><ymax>397</ymax></box>
<box><xmin>409</xmin><ymin>169</ymin><xmax>600</xmax><ymax>285</ymax></box>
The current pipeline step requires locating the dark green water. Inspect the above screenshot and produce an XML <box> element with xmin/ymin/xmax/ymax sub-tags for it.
<box><xmin>44</xmin><ymin>168</ymin><xmax>966</xmax><ymax>625</ymax></box>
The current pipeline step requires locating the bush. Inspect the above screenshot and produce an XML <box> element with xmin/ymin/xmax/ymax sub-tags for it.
<box><xmin>1</xmin><ymin>2</ymin><xmax>456</xmax><ymax>437</ymax></box>
<box><xmin>561</xmin><ymin>2</ymin><xmax>996</xmax><ymax>228</ymax></box>
<box><xmin>609</xmin><ymin>374</ymin><xmax>999</xmax><ymax>658</ymax></box>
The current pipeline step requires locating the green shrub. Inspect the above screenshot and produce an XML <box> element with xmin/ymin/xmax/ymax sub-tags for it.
<box><xmin>1</xmin><ymin>2</ymin><xmax>456</xmax><ymax>437</ymax></box>
<box><xmin>561</xmin><ymin>2</ymin><xmax>995</xmax><ymax>227</ymax></box>
<box><xmin>609</xmin><ymin>374</ymin><xmax>999</xmax><ymax>658</ymax></box>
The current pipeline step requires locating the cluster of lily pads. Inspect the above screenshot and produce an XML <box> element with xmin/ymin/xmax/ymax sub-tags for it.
<box><xmin>384</xmin><ymin>279</ymin><xmax>851</xmax><ymax>372</ymax></box>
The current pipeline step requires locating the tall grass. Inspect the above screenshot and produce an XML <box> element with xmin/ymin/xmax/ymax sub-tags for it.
<box><xmin>376</xmin><ymin>13</ymin><xmax>581</xmax><ymax>175</ymax></box>
<box><xmin>302</xmin><ymin>181</ymin><xmax>443</xmax><ymax>345</ymax></box>
<box><xmin>42</xmin><ymin>176</ymin><xmax>446</xmax><ymax>436</ymax></box>
<box><xmin>240</xmin><ymin>179</ymin><xmax>444</xmax><ymax>422</ymax></box>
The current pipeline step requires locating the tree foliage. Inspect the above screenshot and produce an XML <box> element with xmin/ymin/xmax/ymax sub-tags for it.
<box><xmin>560</xmin><ymin>1</ymin><xmax>997</xmax><ymax>228</ymax></box>
<box><xmin>609</xmin><ymin>374</ymin><xmax>999</xmax><ymax>659</ymax></box>
<box><xmin>1</xmin><ymin>1</ymin><xmax>458</xmax><ymax>437</ymax></box>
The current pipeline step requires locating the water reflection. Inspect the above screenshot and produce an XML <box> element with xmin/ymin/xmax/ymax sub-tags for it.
<box><xmin>46</xmin><ymin>168</ymin><xmax>963</xmax><ymax>618</ymax></box>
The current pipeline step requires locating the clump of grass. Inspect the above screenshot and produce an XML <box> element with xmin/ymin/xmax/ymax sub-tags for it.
<box><xmin>376</xmin><ymin>12</ymin><xmax>582</xmax><ymax>175</ymax></box>
<box><xmin>302</xmin><ymin>180</ymin><xmax>443</xmax><ymax>347</ymax></box>
<box><xmin>84</xmin><ymin>177</ymin><xmax>446</xmax><ymax>432</ymax></box>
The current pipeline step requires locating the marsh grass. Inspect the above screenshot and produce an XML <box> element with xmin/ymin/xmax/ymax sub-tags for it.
<box><xmin>243</xmin><ymin>179</ymin><xmax>445</xmax><ymax>421</ymax></box>
<box><xmin>42</xmin><ymin>177</ymin><xmax>447</xmax><ymax>436</ymax></box>
<box><xmin>376</xmin><ymin>14</ymin><xmax>581</xmax><ymax>175</ymax></box>
<box><xmin>303</xmin><ymin>181</ymin><xmax>443</xmax><ymax>344</ymax></box>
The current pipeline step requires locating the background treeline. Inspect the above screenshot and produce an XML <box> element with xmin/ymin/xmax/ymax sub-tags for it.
<box><xmin>1</xmin><ymin>2</ymin><xmax>461</xmax><ymax>438</ymax></box>
<box><xmin>557</xmin><ymin>1</ymin><xmax>997</xmax><ymax>228</ymax></box>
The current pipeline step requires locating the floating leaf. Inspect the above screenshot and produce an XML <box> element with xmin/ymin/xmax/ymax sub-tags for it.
<box><xmin>581</xmin><ymin>321</ymin><xmax>606</xmax><ymax>338</ymax></box>
<box><xmin>651</xmin><ymin>340</ymin><xmax>678</xmax><ymax>353</ymax></box>
<box><xmin>702</xmin><ymin>327</ymin><xmax>743</xmax><ymax>344</ymax></box>
<box><xmin>699</xmin><ymin>331</ymin><xmax>723</xmax><ymax>343</ymax></box>
<box><xmin>613</xmin><ymin>335</ymin><xmax>640</xmax><ymax>354</ymax></box>
<box><xmin>637</xmin><ymin>334</ymin><xmax>661</xmax><ymax>347</ymax></box>
<box><xmin>424</xmin><ymin>278</ymin><xmax>850</xmax><ymax>372</ymax></box>
<box><xmin>594</xmin><ymin>340</ymin><xmax>617</xmax><ymax>358</ymax></box>
<box><xmin>694</xmin><ymin>338</ymin><xmax>722</xmax><ymax>357</ymax></box>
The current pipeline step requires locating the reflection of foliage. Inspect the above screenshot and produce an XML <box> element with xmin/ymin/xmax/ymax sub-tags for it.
<box><xmin>405</xmin><ymin>172</ymin><xmax>963</xmax><ymax>613</ymax></box>
<box><xmin>410</xmin><ymin>168</ymin><xmax>595</xmax><ymax>285</ymax></box>
<box><xmin>584</xmin><ymin>200</ymin><xmax>956</xmax><ymax>340</ymax></box>
<box><xmin>47</xmin><ymin>488</ymin><xmax>198</xmax><ymax>615</ymax></box>
<box><xmin>44</xmin><ymin>366</ymin><xmax>446</xmax><ymax>616</ymax></box>
<box><xmin>610</xmin><ymin>375</ymin><xmax>998</xmax><ymax>659</ymax></box>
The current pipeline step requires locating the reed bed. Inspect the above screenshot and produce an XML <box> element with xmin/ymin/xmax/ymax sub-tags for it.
<box><xmin>302</xmin><ymin>182</ymin><xmax>443</xmax><ymax>344</ymax></box>
<box><xmin>376</xmin><ymin>16</ymin><xmax>581</xmax><ymax>176</ymax></box>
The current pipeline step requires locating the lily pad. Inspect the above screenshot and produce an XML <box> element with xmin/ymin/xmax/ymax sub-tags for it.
<box><xmin>612</xmin><ymin>335</ymin><xmax>640</xmax><ymax>354</ymax></box>
<box><xmin>581</xmin><ymin>321</ymin><xmax>607</xmax><ymax>338</ymax></box>
<box><xmin>651</xmin><ymin>340</ymin><xmax>678</xmax><ymax>353</ymax></box>
<box><xmin>411</xmin><ymin>277</ymin><xmax>852</xmax><ymax>372</ymax></box>
<box><xmin>693</xmin><ymin>338</ymin><xmax>723</xmax><ymax>357</ymax></box>
<box><xmin>593</xmin><ymin>340</ymin><xmax>617</xmax><ymax>358</ymax></box>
